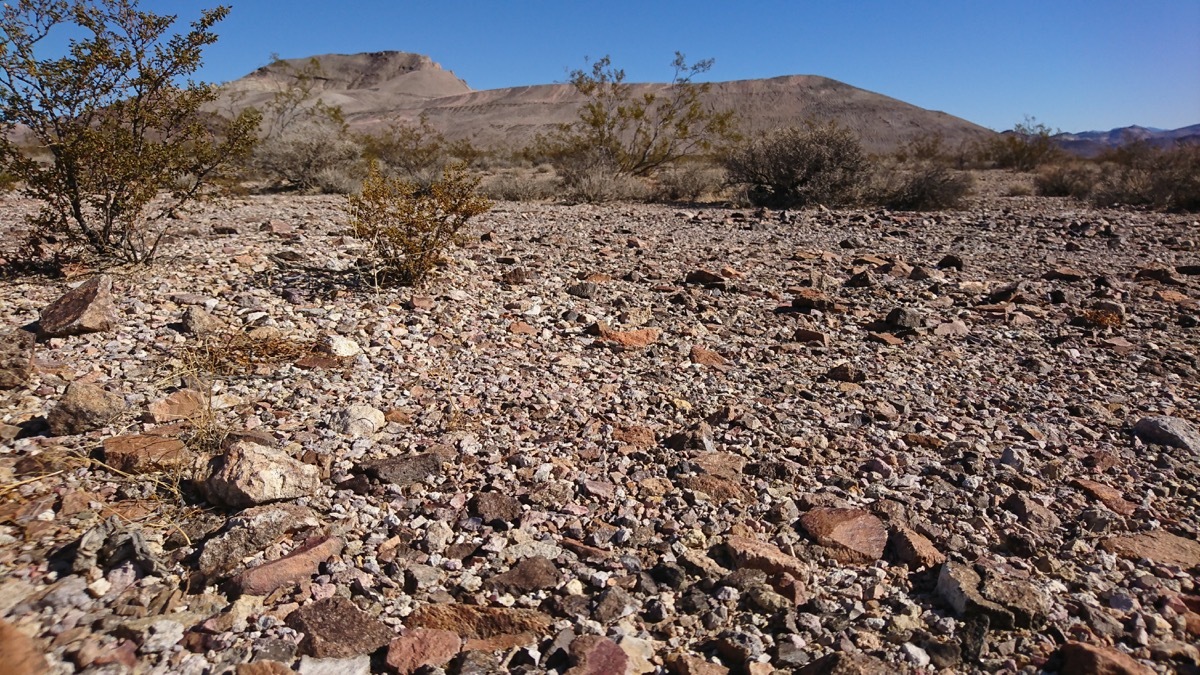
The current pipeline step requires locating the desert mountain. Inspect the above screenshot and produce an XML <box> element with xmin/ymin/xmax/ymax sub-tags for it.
<box><xmin>217</xmin><ymin>51</ymin><xmax>995</xmax><ymax>153</ymax></box>
<box><xmin>1053</xmin><ymin>124</ymin><xmax>1200</xmax><ymax>157</ymax></box>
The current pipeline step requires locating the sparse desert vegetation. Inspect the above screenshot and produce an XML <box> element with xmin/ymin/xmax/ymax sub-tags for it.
<box><xmin>1</xmin><ymin>3</ymin><xmax>1199</xmax><ymax>675</ymax></box>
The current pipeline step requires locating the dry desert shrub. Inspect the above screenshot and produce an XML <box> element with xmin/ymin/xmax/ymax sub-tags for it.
<box><xmin>348</xmin><ymin>161</ymin><xmax>492</xmax><ymax>285</ymax></box>
<box><xmin>479</xmin><ymin>169</ymin><xmax>558</xmax><ymax>202</ymax></box>
<box><xmin>0</xmin><ymin>0</ymin><xmax>260</xmax><ymax>264</ymax></box>
<box><xmin>1035</xmin><ymin>162</ymin><xmax>1099</xmax><ymax>199</ymax></box>
<box><xmin>650</xmin><ymin>163</ymin><xmax>725</xmax><ymax>202</ymax></box>
<box><xmin>721</xmin><ymin>122</ymin><xmax>868</xmax><ymax>208</ymax></box>
<box><xmin>1092</xmin><ymin>142</ymin><xmax>1200</xmax><ymax>212</ymax></box>
<box><xmin>879</xmin><ymin>162</ymin><xmax>974</xmax><ymax>211</ymax></box>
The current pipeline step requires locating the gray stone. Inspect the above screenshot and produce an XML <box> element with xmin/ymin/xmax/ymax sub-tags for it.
<box><xmin>1133</xmin><ymin>415</ymin><xmax>1200</xmax><ymax>453</ymax></box>
<box><xmin>199</xmin><ymin>503</ymin><xmax>321</xmax><ymax>576</ymax></box>
<box><xmin>297</xmin><ymin>656</ymin><xmax>371</xmax><ymax>675</ymax></box>
<box><xmin>181</xmin><ymin>306</ymin><xmax>226</xmax><ymax>336</ymax></box>
<box><xmin>935</xmin><ymin>562</ymin><xmax>1016</xmax><ymax>629</ymax></box>
<box><xmin>333</xmin><ymin>405</ymin><xmax>385</xmax><ymax>438</ymax></box>
<box><xmin>206</xmin><ymin>440</ymin><xmax>321</xmax><ymax>508</ymax></box>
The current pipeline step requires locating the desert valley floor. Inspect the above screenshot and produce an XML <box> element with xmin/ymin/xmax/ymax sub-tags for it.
<box><xmin>0</xmin><ymin>186</ymin><xmax>1198</xmax><ymax>674</ymax></box>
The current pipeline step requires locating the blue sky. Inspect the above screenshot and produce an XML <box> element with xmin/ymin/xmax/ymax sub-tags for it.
<box><xmin>159</xmin><ymin>1</ymin><xmax>1198</xmax><ymax>133</ymax></box>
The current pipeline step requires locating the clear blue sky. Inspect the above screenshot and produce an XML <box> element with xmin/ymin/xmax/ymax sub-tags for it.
<box><xmin>155</xmin><ymin>0</ymin><xmax>1197</xmax><ymax>133</ymax></box>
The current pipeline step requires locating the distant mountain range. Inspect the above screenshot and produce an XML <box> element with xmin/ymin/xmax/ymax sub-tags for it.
<box><xmin>216</xmin><ymin>51</ymin><xmax>995</xmax><ymax>154</ymax></box>
<box><xmin>1053</xmin><ymin>124</ymin><xmax>1200</xmax><ymax>157</ymax></box>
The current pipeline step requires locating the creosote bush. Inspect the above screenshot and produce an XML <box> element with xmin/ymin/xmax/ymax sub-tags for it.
<box><xmin>880</xmin><ymin>163</ymin><xmax>974</xmax><ymax>211</ymax></box>
<box><xmin>1035</xmin><ymin>162</ymin><xmax>1097</xmax><ymax>199</ymax></box>
<box><xmin>250</xmin><ymin>57</ymin><xmax>361</xmax><ymax>193</ymax></box>
<box><xmin>0</xmin><ymin>0</ymin><xmax>260</xmax><ymax>264</ymax></box>
<box><xmin>721</xmin><ymin>122</ymin><xmax>867</xmax><ymax>208</ymax></box>
<box><xmin>1092</xmin><ymin>142</ymin><xmax>1200</xmax><ymax>212</ymax></box>
<box><xmin>979</xmin><ymin>116</ymin><xmax>1061</xmax><ymax>171</ymax></box>
<box><xmin>348</xmin><ymin>162</ymin><xmax>492</xmax><ymax>286</ymax></box>
<box><xmin>536</xmin><ymin>52</ymin><xmax>738</xmax><ymax>201</ymax></box>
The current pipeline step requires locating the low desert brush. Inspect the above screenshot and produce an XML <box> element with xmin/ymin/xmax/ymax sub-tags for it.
<box><xmin>348</xmin><ymin>161</ymin><xmax>492</xmax><ymax>286</ymax></box>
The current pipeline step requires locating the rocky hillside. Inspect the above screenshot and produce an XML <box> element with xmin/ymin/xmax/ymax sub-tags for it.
<box><xmin>1</xmin><ymin>186</ymin><xmax>1198</xmax><ymax>673</ymax></box>
<box><xmin>216</xmin><ymin>51</ymin><xmax>995</xmax><ymax>154</ymax></box>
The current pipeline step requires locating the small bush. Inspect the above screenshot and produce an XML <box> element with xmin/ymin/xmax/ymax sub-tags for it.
<box><xmin>721</xmin><ymin>123</ymin><xmax>868</xmax><ymax>208</ymax></box>
<box><xmin>1035</xmin><ymin>162</ymin><xmax>1097</xmax><ymax>199</ymax></box>
<box><xmin>1092</xmin><ymin>143</ymin><xmax>1200</xmax><ymax>212</ymax></box>
<box><xmin>254</xmin><ymin>120</ymin><xmax>362</xmax><ymax>193</ymax></box>
<box><xmin>880</xmin><ymin>163</ymin><xmax>974</xmax><ymax>211</ymax></box>
<box><xmin>348</xmin><ymin>162</ymin><xmax>492</xmax><ymax>286</ymax></box>
<box><xmin>979</xmin><ymin>116</ymin><xmax>1062</xmax><ymax>171</ymax></box>
<box><xmin>480</xmin><ymin>171</ymin><xmax>557</xmax><ymax>202</ymax></box>
<box><xmin>553</xmin><ymin>147</ymin><xmax>647</xmax><ymax>203</ymax></box>
<box><xmin>650</xmin><ymin>163</ymin><xmax>724</xmax><ymax>202</ymax></box>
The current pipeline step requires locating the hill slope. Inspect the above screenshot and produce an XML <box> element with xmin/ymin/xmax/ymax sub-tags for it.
<box><xmin>217</xmin><ymin>51</ymin><xmax>995</xmax><ymax>153</ymax></box>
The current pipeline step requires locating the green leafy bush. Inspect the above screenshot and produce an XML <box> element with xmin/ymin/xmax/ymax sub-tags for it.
<box><xmin>348</xmin><ymin>162</ymin><xmax>492</xmax><ymax>286</ymax></box>
<box><xmin>0</xmin><ymin>0</ymin><xmax>260</xmax><ymax>263</ymax></box>
<box><xmin>721</xmin><ymin>122</ymin><xmax>867</xmax><ymax>208</ymax></box>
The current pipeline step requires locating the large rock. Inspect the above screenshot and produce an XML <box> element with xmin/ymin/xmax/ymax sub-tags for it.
<box><xmin>797</xmin><ymin>651</ymin><xmax>890</xmax><ymax>674</ymax></box>
<box><xmin>0</xmin><ymin>330</ymin><xmax>34</xmax><ymax>390</ymax></box>
<box><xmin>0</xmin><ymin>618</ymin><xmax>48</xmax><ymax>675</ymax></box>
<box><xmin>1133</xmin><ymin>415</ymin><xmax>1200</xmax><ymax>453</ymax></box>
<box><xmin>356</xmin><ymin>450</ymin><xmax>450</xmax><ymax>487</ymax></box>
<box><xmin>146</xmin><ymin>389</ymin><xmax>207</xmax><ymax>423</ymax></box>
<box><xmin>935</xmin><ymin>562</ymin><xmax>1015</xmax><ymax>629</ymax></box>
<box><xmin>567</xmin><ymin>635</ymin><xmax>628</xmax><ymax>675</ymax></box>
<box><xmin>234</xmin><ymin>535</ymin><xmax>344</xmax><ymax>596</ymax></box>
<box><xmin>47</xmin><ymin>381</ymin><xmax>125</xmax><ymax>436</ymax></box>
<box><xmin>286</xmin><ymin>596</ymin><xmax>393</xmax><ymax>658</ymax></box>
<box><xmin>38</xmin><ymin>275</ymin><xmax>118</xmax><ymax>337</ymax></box>
<box><xmin>386</xmin><ymin>629</ymin><xmax>462</xmax><ymax>674</ymax></box>
<box><xmin>199</xmin><ymin>503</ymin><xmax>321</xmax><ymax>576</ymax></box>
<box><xmin>333</xmin><ymin>405</ymin><xmax>385</xmax><ymax>438</ymax></box>
<box><xmin>1055</xmin><ymin>641</ymin><xmax>1154</xmax><ymax>675</ymax></box>
<box><xmin>206</xmin><ymin>440</ymin><xmax>321</xmax><ymax>508</ymax></box>
<box><xmin>406</xmin><ymin>604</ymin><xmax>551</xmax><ymax>643</ymax></box>
<box><xmin>798</xmin><ymin>508</ymin><xmax>888</xmax><ymax>563</ymax></box>
<box><xmin>484</xmin><ymin>556</ymin><xmax>559</xmax><ymax>594</ymax></box>
<box><xmin>1101</xmin><ymin>531</ymin><xmax>1200</xmax><ymax>568</ymax></box>
<box><xmin>181</xmin><ymin>306</ymin><xmax>225</xmax><ymax>336</ymax></box>
<box><xmin>101</xmin><ymin>434</ymin><xmax>193</xmax><ymax>474</ymax></box>
<box><xmin>725</xmin><ymin>535</ymin><xmax>808</xmax><ymax>580</ymax></box>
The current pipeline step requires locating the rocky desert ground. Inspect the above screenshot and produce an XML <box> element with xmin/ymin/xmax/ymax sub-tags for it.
<box><xmin>1</xmin><ymin>184</ymin><xmax>1198</xmax><ymax>675</ymax></box>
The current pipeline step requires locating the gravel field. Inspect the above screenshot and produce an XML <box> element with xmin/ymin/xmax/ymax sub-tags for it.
<box><xmin>0</xmin><ymin>190</ymin><xmax>1198</xmax><ymax>675</ymax></box>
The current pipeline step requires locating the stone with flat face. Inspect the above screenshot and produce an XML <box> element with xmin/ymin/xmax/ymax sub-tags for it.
<box><xmin>39</xmin><ymin>275</ymin><xmax>118</xmax><ymax>337</ymax></box>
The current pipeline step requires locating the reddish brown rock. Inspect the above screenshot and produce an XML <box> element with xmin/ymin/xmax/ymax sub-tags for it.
<box><xmin>406</xmin><ymin>604</ymin><xmax>551</xmax><ymax>641</ymax></box>
<box><xmin>386</xmin><ymin>629</ymin><xmax>462</xmax><ymax>674</ymax></box>
<box><xmin>1071</xmin><ymin>478</ymin><xmax>1136</xmax><ymax>516</ymax></box>
<box><xmin>508</xmin><ymin>321</ymin><xmax>538</xmax><ymax>335</ymax></box>
<box><xmin>146</xmin><ymin>389</ymin><xmax>207</xmax><ymax>423</ymax></box>
<box><xmin>0</xmin><ymin>619</ymin><xmax>48</xmax><ymax>675</ymax></box>
<box><xmin>483</xmin><ymin>556</ymin><xmax>560</xmax><ymax>594</ymax></box>
<box><xmin>685</xmin><ymin>269</ymin><xmax>724</xmax><ymax>285</ymax></box>
<box><xmin>689</xmin><ymin>345</ymin><xmax>728</xmax><ymax>366</ymax></box>
<box><xmin>235</xmin><ymin>662</ymin><xmax>292</xmax><ymax>675</ymax></box>
<box><xmin>1100</xmin><ymin>531</ymin><xmax>1200</xmax><ymax>568</ymax></box>
<box><xmin>797</xmin><ymin>652</ymin><xmax>890</xmax><ymax>674</ymax></box>
<box><xmin>1056</xmin><ymin>641</ymin><xmax>1153</xmax><ymax>675</ymax></box>
<box><xmin>594</xmin><ymin>322</ymin><xmax>660</xmax><ymax>349</ymax></box>
<box><xmin>725</xmin><ymin>535</ymin><xmax>808</xmax><ymax>580</ymax></box>
<box><xmin>566</xmin><ymin>635</ymin><xmax>628</xmax><ymax>675</ymax></box>
<box><xmin>0</xmin><ymin>330</ymin><xmax>34</xmax><ymax>390</ymax></box>
<box><xmin>38</xmin><ymin>275</ymin><xmax>118</xmax><ymax>337</ymax></box>
<box><xmin>792</xmin><ymin>328</ymin><xmax>831</xmax><ymax>346</ymax></box>
<box><xmin>676</xmin><ymin>474</ymin><xmax>749</xmax><ymax>502</ymax></box>
<box><xmin>665</xmin><ymin>653</ymin><xmax>730</xmax><ymax>675</ymax></box>
<box><xmin>799</xmin><ymin>508</ymin><xmax>888</xmax><ymax>564</ymax></box>
<box><xmin>47</xmin><ymin>382</ymin><xmax>125</xmax><ymax>436</ymax></box>
<box><xmin>889</xmin><ymin>525</ymin><xmax>946</xmax><ymax>569</ymax></box>
<box><xmin>612</xmin><ymin>425</ymin><xmax>656</xmax><ymax>449</ymax></box>
<box><xmin>234</xmin><ymin>535</ymin><xmax>344</xmax><ymax>596</ymax></box>
<box><xmin>102</xmin><ymin>434</ymin><xmax>193</xmax><ymax>474</ymax></box>
<box><xmin>693</xmin><ymin>452</ymin><xmax>746</xmax><ymax>479</ymax></box>
<box><xmin>792</xmin><ymin>289</ymin><xmax>843</xmax><ymax>313</ymax></box>
<box><xmin>285</xmin><ymin>596</ymin><xmax>393</xmax><ymax>658</ymax></box>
